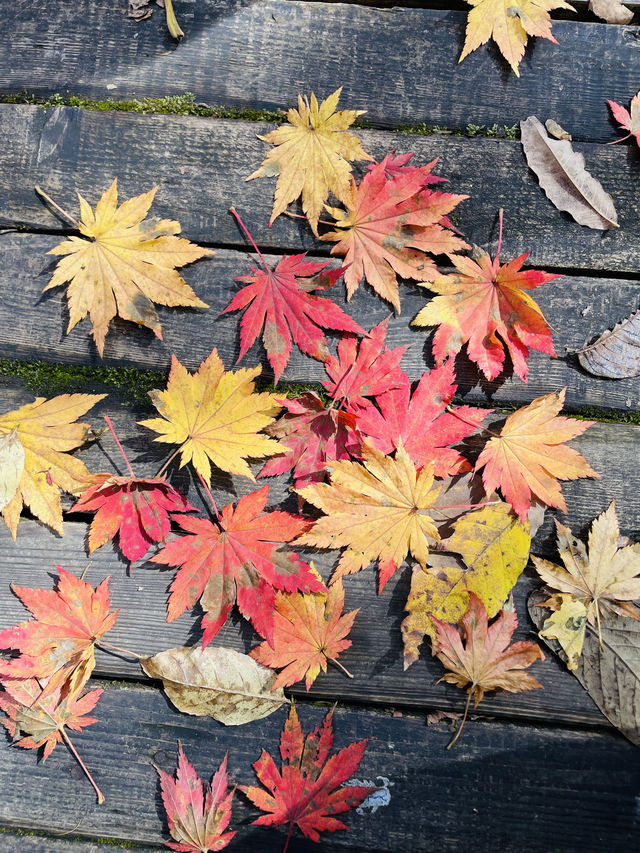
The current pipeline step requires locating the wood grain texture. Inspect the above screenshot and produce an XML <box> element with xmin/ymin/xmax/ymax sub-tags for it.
<box><xmin>3</xmin><ymin>233</ymin><xmax>640</xmax><ymax>413</ymax></box>
<box><xmin>0</xmin><ymin>836</ymin><xmax>163</xmax><ymax>853</ymax></box>
<box><xmin>2</xmin><ymin>1</ymin><xmax>640</xmax><ymax>145</ymax></box>
<box><xmin>0</xmin><ymin>383</ymin><xmax>638</xmax><ymax>726</ymax></box>
<box><xmin>0</xmin><ymin>683</ymin><xmax>638</xmax><ymax>852</ymax></box>
<box><xmin>2</xmin><ymin>104</ymin><xmax>640</xmax><ymax>275</ymax></box>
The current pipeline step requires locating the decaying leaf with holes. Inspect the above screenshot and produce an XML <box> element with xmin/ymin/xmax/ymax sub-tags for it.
<box><xmin>44</xmin><ymin>180</ymin><xmax>212</xmax><ymax>356</ymax></box>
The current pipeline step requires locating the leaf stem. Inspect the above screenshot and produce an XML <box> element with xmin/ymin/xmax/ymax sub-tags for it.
<box><xmin>283</xmin><ymin>210</ymin><xmax>335</xmax><ymax>228</ymax></box>
<box><xmin>34</xmin><ymin>185</ymin><xmax>81</xmax><ymax>230</ymax></box>
<box><xmin>164</xmin><ymin>0</ymin><xmax>184</xmax><ymax>38</ymax></box>
<box><xmin>328</xmin><ymin>657</ymin><xmax>353</xmax><ymax>679</ymax></box>
<box><xmin>229</xmin><ymin>207</ymin><xmax>269</xmax><ymax>271</ymax></box>
<box><xmin>104</xmin><ymin>416</ymin><xmax>135</xmax><ymax>477</ymax></box>
<box><xmin>59</xmin><ymin>727</ymin><xmax>105</xmax><ymax>804</ymax></box>
<box><xmin>197</xmin><ymin>471</ymin><xmax>220</xmax><ymax>519</ymax></box>
<box><xmin>96</xmin><ymin>641</ymin><xmax>144</xmax><ymax>660</ymax></box>
<box><xmin>283</xmin><ymin>821</ymin><xmax>294</xmax><ymax>853</ymax></box>
<box><xmin>495</xmin><ymin>208</ymin><xmax>504</xmax><ymax>266</ymax></box>
<box><xmin>445</xmin><ymin>405</ymin><xmax>500</xmax><ymax>438</ymax></box>
<box><xmin>154</xmin><ymin>448</ymin><xmax>181</xmax><ymax>479</ymax></box>
<box><xmin>446</xmin><ymin>689</ymin><xmax>472</xmax><ymax>750</ymax></box>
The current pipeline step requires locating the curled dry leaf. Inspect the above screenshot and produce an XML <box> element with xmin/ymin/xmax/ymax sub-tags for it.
<box><xmin>0</xmin><ymin>430</ymin><xmax>25</xmax><ymax>512</ymax></box>
<box><xmin>589</xmin><ymin>0</ymin><xmax>633</xmax><ymax>24</ymax></box>
<box><xmin>575</xmin><ymin>307</ymin><xmax>640</xmax><ymax>379</ymax></box>
<box><xmin>529</xmin><ymin>588</ymin><xmax>640</xmax><ymax>747</ymax></box>
<box><xmin>140</xmin><ymin>646</ymin><xmax>287</xmax><ymax>725</ymax></box>
<box><xmin>545</xmin><ymin>119</ymin><xmax>572</xmax><ymax>141</ymax></box>
<box><xmin>521</xmin><ymin>116</ymin><xmax>618</xmax><ymax>229</ymax></box>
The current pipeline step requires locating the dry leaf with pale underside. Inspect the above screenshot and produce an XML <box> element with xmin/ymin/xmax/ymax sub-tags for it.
<box><xmin>0</xmin><ymin>393</ymin><xmax>105</xmax><ymax>539</ymax></box>
<box><xmin>589</xmin><ymin>0</ymin><xmax>633</xmax><ymax>24</ymax></box>
<box><xmin>0</xmin><ymin>430</ymin><xmax>25</xmax><ymax>512</ymax></box>
<box><xmin>521</xmin><ymin>116</ymin><xmax>618</xmax><ymax>229</ymax></box>
<box><xmin>44</xmin><ymin>180</ymin><xmax>212</xmax><ymax>356</ymax></box>
<box><xmin>141</xmin><ymin>646</ymin><xmax>287</xmax><ymax>725</ymax></box>
<box><xmin>575</xmin><ymin>308</ymin><xmax>640</xmax><ymax>379</ymax></box>
<box><xmin>532</xmin><ymin>502</ymin><xmax>640</xmax><ymax>633</ymax></box>
<box><xmin>246</xmin><ymin>88</ymin><xmax>372</xmax><ymax>235</ymax></box>
<box><xmin>459</xmin><ymin>0</ymin><xmax>575</xmax><ymax>76</ymax></box>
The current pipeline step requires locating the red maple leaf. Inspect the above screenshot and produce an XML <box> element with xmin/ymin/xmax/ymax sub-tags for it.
<box><xmin>0</xmin><ymin>568</ymin><xmax>118</xmax><ymax>694</ymax></box>
<box><xmin>608</xmin><ymin>92</ymin><xmax>640</xmax><ymax>147</ymax></box>
<box><xmin>71</xmin><ymin>473</ymin><xmax>196</xmax><ymax>564</ymax></box>
<box><xmin>412</xmin><ymin>213</ymin><xmax>558</xmax><ymax>381</ymax></box>
<box><xmin>155</xmin><ymin>743</ymin><xmax>235</xmax><ymax>852</ymax></box>
<box><xmin>355</xmin><ymin>360</ymin><xmax>490</xmax><ymax>475</ymax></box>
<box><xmin>151</xmin><ymin>485</ymin><xmax>325</xmax><ymax>645</ymax></box>
<box><xmin>222</xmin><ymin>249</ymin><xmax>363</xmax><ymax>384</ymax></box>
<box><xmin>0</xmin><ymin>676</ymin><xmax>104</xmax><ymax>801</ymax></box>
<box><xmin>241</xmin><ymin>704</ymin><xmax>376</xmax><ymax>850</ymax></box>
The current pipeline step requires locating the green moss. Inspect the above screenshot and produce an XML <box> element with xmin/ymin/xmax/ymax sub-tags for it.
<box><xmin>0</xmin><ymin>827</ymin><xmax>148</xmax><ymax>848</ymax></box>
<box><xmin>397</xmin><ymin>121</ymin><xmax>519</xmax><ymax>140</ymax></box>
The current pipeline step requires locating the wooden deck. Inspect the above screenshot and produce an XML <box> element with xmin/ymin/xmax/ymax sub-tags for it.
<box><xmin>1</xmin><ymin>1</ymin><xmax>640</xmax><ymax>850</ymax></box>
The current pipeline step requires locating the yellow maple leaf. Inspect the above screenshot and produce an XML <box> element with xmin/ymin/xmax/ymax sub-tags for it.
<box><xmin>537</xmin><ymin>592</ymin><xmax>587</xmax><ymax>671</ymax></box>
<box><xmin>0</xmin><ymin>394</ymin><xmax>105</xmax><ymax>539</ymax></box>
<box><xmin>44</xmin><ymin>180</ymin><xmax>213</xmax><ymax>356</ymax></box>
<box><xmin>459</xmin><ymin>0</ymin><xmax>575</xmax><ymax>76</ymax></box>
<box><xmin>245</xmin><ymin>88</ymin><xmax>373</xmax><ymax>235</ymax></box>
<box><xmin>296</xmin><ymin>442</ymin><xmax>442</xmax><ymax>591</ymax></box>
<box><xmin>139</xmin><ymin>349</ymin><xmax>282</xmax><ymax>484</ymax></box>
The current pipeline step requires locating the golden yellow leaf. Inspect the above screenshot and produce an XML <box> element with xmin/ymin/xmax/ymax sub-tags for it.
<box><xmin>246</xmin><ymin>88</ymin><xmax>373</xmax><ymax>235</ymax></box>
<box><xmin>139</xmin><ymin>349</ymin><xmax>282</xmax><ymax>484</ymax></box>
<box><xmin>401</xmin><ymin>502</ymin><xmax>531</xmax><ymax>667</ymax></box>
<box><xmin>0</xmin><ymin>394</ymin><xmax>105</xmax><ymax>539</ymax></box>
<box><xmin>538</xmin><ymin>593</ymin><xmax>588</xmax><ymax>670</ymax></box>
<box><xmin>296</xmin><ymin>442</ymin><xmax>441</xmax><ymax>591</ymax></box>
<box><xmin>459</xmin><ymin>0</ymin><xmax>575</xmax><ymax>77</ymax></box>
<box><xmin>44</xmin><ymin>179</ymin><xmax>213</xmax><ymax>356</ymax></box>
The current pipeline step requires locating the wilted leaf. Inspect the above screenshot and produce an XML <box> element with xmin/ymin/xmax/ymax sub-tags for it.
<box><xmin>0</xmin><ymin>430</ymin><xmax>25</xmax><ymax>512</ymax></box>
<box><xmin>521</xmin><ymin>116</ymin><xmax>618</xmax><ymax>229</ymax></box>
<box><xmin>529</xmin><ymin>588</ymin><xmax>640</xmax><ymax>746</ymax></box>
<box><xmin>140</xmin><ymin>646</ymin><xmax>287</xmax><ymax>725</ymax></box>
<box><xmin>537</xmin><ymin>592</ymin><xmax>588</xmax><ymax>670</ymax></box>
<box><xmin>545</xmin><ymin>119</ymin><xmax>572</xmax><ymax>141</ymax></box>
<box><xmin>44</xmin><ymin>180</ymin><xmax>211</xmax><ymax>356</ymax></box>
<box><xmin>575</xmin><ymin>307</ymin><xmax>640</xmax><ymax>378</ymax></box>
<box><xmin>589</xmin><ymin>0</ymin><xmax>633</xmax><ymax>24</ymax></box>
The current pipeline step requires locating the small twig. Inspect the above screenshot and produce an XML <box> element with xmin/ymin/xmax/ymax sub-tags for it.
<box><xmin>104</xmin><ymin>416</ymin><xmax>135</xmax><ymax>477</ymax></box>
<box><xmin>34</xmin><ymin>185</ymin><xmax>81</xmax><ymax>230</ymax></box>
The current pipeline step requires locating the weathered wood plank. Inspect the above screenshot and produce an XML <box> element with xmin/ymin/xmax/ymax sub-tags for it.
<box><xmin>2</xmin><ymin>2</ymin><xmax>639</xmax><ymax>145</ymax></box>
<box><xmin>2</xmin><ymin>104</ymin><xmax>640</xmax><ymax>275</ymax></box>
<box><xmin>2</xmin><ymin>233</ymin><xmax>640</xmax><ymax>414</ymax></box>
<box><xmin>0</xmin><ymin>834</ymin><xmax>162</xmax><ymax>853</ymax></box>
<box><xmin>0</xmin><ymin>683</ymin><xmax>638</xmax><ymax>852</ymax></box>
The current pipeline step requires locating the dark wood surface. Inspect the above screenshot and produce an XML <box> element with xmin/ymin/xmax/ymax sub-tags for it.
<box><xmin>3</xmin><ymin>1</ymin><xmax>640</xmax><ymax>145</ymax></box>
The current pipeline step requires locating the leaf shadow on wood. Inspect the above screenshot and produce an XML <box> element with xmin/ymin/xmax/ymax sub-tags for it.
<box><xmin>368</xmin><ymin>564</ymin><xmax>413</xmax><ymax>678</ymax></box>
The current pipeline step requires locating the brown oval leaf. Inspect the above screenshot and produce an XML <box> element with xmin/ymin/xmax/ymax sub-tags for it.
<box><xmin>576</xmin><ymin>308</ymin><xmax>640</xmax><ymax>378</ymax></box>
<box><xmin>140</xmin><ymin>646</ymin><xmax>287</xmax><ymax>726</ymax></box>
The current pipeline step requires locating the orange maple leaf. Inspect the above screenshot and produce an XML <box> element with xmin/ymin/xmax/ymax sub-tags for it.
<box><xmin>250</xmin><ymin>578</ymin><xmax>357</xmax><ymax>690</ymax></box>
<box><xmin>431</xmin><ymin>592</ymin><xmax>544</xmax><ymax>746</ymax></box>
<box><xmin>475</xmin><ymin>389</ymin><xmax>600</xmax><ymax>522</ymax></box>
<box><xmin>412</xmin><ymin>214</ymin><xmax>559</xmax><ymax>381</ymax></box>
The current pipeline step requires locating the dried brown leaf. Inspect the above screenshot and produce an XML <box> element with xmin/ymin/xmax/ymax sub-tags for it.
<box><xmin>589</xmin><ymin>0</ymin><xmax>633</xmax><ymax>23</ymax></box>
<box><xmin>575</xmin><ymin>308</ymin><xmax>640</xmax><ymax>378</ymax></box>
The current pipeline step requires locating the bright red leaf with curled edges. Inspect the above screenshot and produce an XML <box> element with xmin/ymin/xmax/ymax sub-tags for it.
<box><xmin>155</xmin><ymin>743</ymin><xmax>235</xmax><ymax>852</ymax></box>
<box><xmin>412</xmin><ymin>213</ymin><xmax>559</xmax><ymax>381</ymax></box>
<box><xmin>72</xmin><ymin>473</ymin><xmax>196</xmax><ymax>564</ymax></box>
<box><xmin>0</xmin><ymin>677</ymin><xmax>104</xmax><ymax>801</ymax></box>
<box><xmin>151</xmin><ymin>485</ymin><xmax>325</xmax><ymax>646</ymax></box>
<box><xmin>0</xmin><ymin>568</ymin><xmax>118</xmax><ymax>696</ymax></box>
<box><xmin>355</xmin><ymin>360</ymin><xmax>490</xmax><ymax>475</ymax></box>
<box><xmin>222</xmin><ymin>238</ymin><xmax>363</xmax><ymax>384</ymax></box>
<box><xmin>241</xmin><ymin>704</ymin><xmax>376</xmax><ymax>850</ymax></box>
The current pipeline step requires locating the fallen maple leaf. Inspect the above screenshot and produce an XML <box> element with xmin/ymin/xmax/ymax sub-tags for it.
<box><xmin>70</xmin><ymin>416</ymin><xmax>196</xmax><ymax>564</ymax></box>
<box><xmin>139</xmin><ymin>349</ymin><xmax>282</xmax><ymax>485</ymax></box>
<box><xmin>321</xmin><ymin>157</ymin><xmax>468</xmax><ymax>311</ymax></box>
<box><xmin>0</xmin><ymin>429</ymin><xmax>25</xmax><ymax>512</ymax></box>
<box><xmin>532</xmin><ymin>502</ymin><xmax>640</xmax><ymax>637</ymax></box>
<box><xmin>355</xmin><ymin>360</ymin><xmax>489</xmax><ymax>475</ymax></box>
<box><xmin>608</xmin><ymin>91</ymin><xmax>640</xmax><ymax>147</ymax></box>
<box><xmin>475</xmin><ymin>389</ymin><xmax>599</xmax><ymax>522</ymax></box>
<box><xmin>155</xmin><ymin>744</ymin><xmax>235</xmax><ymax>852</ymax></box>
<box><xmin>0</xmin><ymin>393</ymin><xmax>105</xmax><ymax>539</ymax></box>
<box><xmin>459</xmin><ymin>0</ymin><xmax>576</xmax><ymax>77</ymax></box>
<box><xmin>296</xmin><ymin>442</ymin><xmax>442</xmax><ymax>592</ymax></box>
<box><xmin>246</xmin><ymin>88</ymin><xmax>373</xmax><ymax>235</ymax></box>
<box><xmin>241</xmin><ymin>704</ymin><xmax>376</xmax><ymax>849</ymax></box>
<box><xmin>431</xmin><ymin>592</ymin><xmax>544</xmax><ymax>747</ymax></box>
<box><xmin>43</xmin><ymin>180</ymin><xmax>212</xmax><ymax>356</ymax></box>
<box><xmin>536</xmin><ymin>592</ymin><xmax>588</xmax><ymax>670</ymax></box>
<box><xmin>412</xmin><ymin>212</ymin><xmax>559</xmax><ymax>381</ymax></box>
<box><xmin>0</xmin><ymin>568</ymin><xmax>118</xmax><ymax>696</ymax></box>
<box><xmin>250</xmin><ymin>575</ymin><xmax>357</xmax><ymax>690</ymax></box>
<box><xmin>223</xmin><ymin>212</ymin><xmax>362</xmax><ymax>383</ymax></box>
<box><xmin>0</xmin><ymin>676</ymin><xmax>104</xmax><ymax>802</ymax></box>
<box><xmin>151</xmin><ymin>484</ymin><xmax>324</xmax><ymax>645</ymax></box>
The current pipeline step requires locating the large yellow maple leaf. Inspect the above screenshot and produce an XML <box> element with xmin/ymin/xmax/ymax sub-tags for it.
<box><xmin>246</xmin><ymin>88</ymin><xmax>373</xmax><ymax>235</ymax></box>
<box><xmin>0</xmin><ymin>394</ymin><xmax>105</xmax><ymax>539</ymax></box>
<box><xmin>459</xmin><ymin>0</ymin><xmax>575</xmax><ymax>76</ymax></box>
<box><xmin>295</xmin><ymin>442</ymin><xmax>442</xmax><ymax>591</ymax></box>
<box><xmin>44</xmin><ymin>180</ymin><xmax>213</xmax><ymax>356</ymax></box>
<box><xmin>139</xmin><ymin>349</ymin><xmax>282</xmax><ymax>484</ymax></box>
